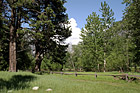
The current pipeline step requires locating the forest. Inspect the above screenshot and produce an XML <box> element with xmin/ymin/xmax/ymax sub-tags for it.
<box><xmin>0</xmin><ymin>0</ymin><xmax>140</xmax><ymax>73</ymax></box>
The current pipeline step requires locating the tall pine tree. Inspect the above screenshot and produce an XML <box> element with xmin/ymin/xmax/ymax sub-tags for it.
<box><xmin>81</xmin><ymin>12</ymin><xmax>103</xmax><ymax>71</ymax></box>
<box><xmin>29</xmin><ymin>0</ymin><xmax>71</xmax><ymax>71</ymax></box>
<box><xmin>123</xmin><ymin>0</ymin><xmax>140</xmax><ymax>71</ymax></box>
<box><xmin>100</xmin><ymin>1</ymin><xmax>115</xmax><ymax>72</ymax></box>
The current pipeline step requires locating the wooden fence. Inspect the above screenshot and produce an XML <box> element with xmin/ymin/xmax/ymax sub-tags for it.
<box><xmin>50</xmin><ymin>72</ymin><xmax>140</xmax><ymax>82</ymax></box>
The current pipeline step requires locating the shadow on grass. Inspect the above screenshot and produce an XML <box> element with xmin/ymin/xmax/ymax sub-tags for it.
<box><xmin>0</xmin><ymin>75</ymin><xmax>37</xmax><ymax>91</ymax></box>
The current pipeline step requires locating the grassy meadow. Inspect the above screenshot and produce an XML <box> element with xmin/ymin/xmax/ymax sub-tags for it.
<box><xmin>0</xmin><ymin>71</ymin><xmax>140</xmax><ymax>93</ymax></box>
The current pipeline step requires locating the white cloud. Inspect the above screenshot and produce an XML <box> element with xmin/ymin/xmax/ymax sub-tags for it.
<box><xmin>65</xmin><ymin>18</ymin><xmax>82</xmax><ymax>45</ymax></box>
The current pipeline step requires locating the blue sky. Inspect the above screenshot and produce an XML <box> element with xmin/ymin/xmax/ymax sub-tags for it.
<box><xmin>64</xmin><ymin>0</ymin><xmax>126</xmax><ymax>29</ymax></box>
<box><xmin>65</xmin><ymin>0</ymin><xmax>126</xmax><ymax>45</ymax></box>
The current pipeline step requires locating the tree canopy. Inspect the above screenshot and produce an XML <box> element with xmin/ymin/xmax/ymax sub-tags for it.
<box><xmin>0</xmin><ymin>0</ymin><xmax>140</xmax><ymax>72</ymax></box>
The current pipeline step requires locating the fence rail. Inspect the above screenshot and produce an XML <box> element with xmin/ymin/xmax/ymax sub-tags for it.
<box><xmin>50</xmin><ymin>71</ymin><xmax>140</xmax><ymax>82</ymax></box>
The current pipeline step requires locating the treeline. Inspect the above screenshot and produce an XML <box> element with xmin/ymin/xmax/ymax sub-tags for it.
<box><xmin>0</xmin><ymin>0</ymin><xmax>71</xmax><ymax>72</ymax></box>
<box><xmin>0</xmin><ymin>0</ymin><xmax>140</xmax><ymax>72</ymax></box>
<box><xmin>65</xmin><ymin>0</ymin><xmax>140</xmax><ymax>72</ymax></box>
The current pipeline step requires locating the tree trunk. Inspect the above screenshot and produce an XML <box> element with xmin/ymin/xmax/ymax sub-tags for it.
<box><xmin>103</xmin><ymin>31</ymin><xmax>106</xmax><ymax>72</ymax></box>
<box><xmin>60</xmin><ymin>64</ymin><xmax>63</xmax><ymax>71</ymax></box>
<box><xmin>98</xmin><ymin>64</ymin><xmax>100</xmax><ymax>72</ymax></box>
<box><xmin>104</xmin><ymin>47</ymin><xmax>106</xmax><ymax>72</ymax></box>
<box><xmin>120</xmin><ymin>67</ymin><xmax>123</xmax><ymax>72</ymax></box>
<box><xmin>35</xmin><ymin>51</ymin><xmax>40</xmax><ymax>71</ymax></box>
<box><xmin>9</xmin><ymin>8</ymin><xmax>17</xmax><ymax>72</ymax></box>
<box><xmin>34</xmin><ymin>51</ymin><xmax>43</xmax><ymax>72</ymax></box>
<box><xmin>35</xmin><ymin>59</ymin><xmax>42</xmax><ymax>72</ymax></box>
<box><xmin>104</xmin><ymin>58</ymin><xmax>106</xmax><ymax>72</ymax></box>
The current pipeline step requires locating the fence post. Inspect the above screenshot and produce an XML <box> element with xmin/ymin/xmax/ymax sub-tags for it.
<box><xmin>75</xmin><ymin>73</ymin><xmax>77</xmax><ymax>77</ymax></box>
<box><xmin>126</xmin><ymin>74</ymin><xmax>128</xmax><ymax>81</ymax></box>
<box><xmin>95</xmin><ymin>73</ymin><xmax>97</xmax><ymax>79</ymax></box>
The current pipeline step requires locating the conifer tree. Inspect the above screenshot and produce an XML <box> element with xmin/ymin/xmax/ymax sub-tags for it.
<box><xmin>5</xmin><ymin>0</ymin><xmax>33</xmax><ymax>72</ymax></box>
<box><xmin>123</xmin><ymin>0</ymin><xmax>140</xmax><ymax>71</ymax></box>
<box><xmin>0</xmin><ymin>0</ymin><xmax>10</xmax><ymax>70</ymax></box>
<box><xmin>81</xmin><ymin>12</ymin><xmax>103</xmax><ymax>71</ymax></box>
<box><xmin>99</xmin><ymin>1</ymin><xmax>115</xmax><ymax>72</ymax></box>
<box><xmin>29</xmin><ymin>0</ymin><xmax>71</xmax><ymax>71</ymax></box>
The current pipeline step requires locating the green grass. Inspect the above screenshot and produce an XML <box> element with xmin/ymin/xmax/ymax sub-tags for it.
<box><xmin>0</xmin><ymin>71</ymin><xmax>140</xmax><ymax>93</ymax></box>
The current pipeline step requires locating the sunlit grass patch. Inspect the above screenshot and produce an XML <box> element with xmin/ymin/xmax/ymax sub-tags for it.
<box><xmin>0</xmin><ymin>71</ymin><xmax>140</xmax><ymax>93</ymax></box>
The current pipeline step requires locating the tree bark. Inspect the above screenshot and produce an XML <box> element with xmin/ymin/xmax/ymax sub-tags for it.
<box><xmin>60</xmin><ymin>63</ymin><xmax>63</xmax><ymax>71</ymax></box>
<box><xmin>98</xmin><ymin>64</ymin><xmax>100</xmax><ymax>72</ymax></box>
<box><xmin>34</xmin><ymin>50</ymin><xmax>43</xmax><ymax>72</ymax></box>
<box><xmin>104</xmin><ymin>44</ymin><xmax>106</xmax><ymax>72</ymax></box>
<box><xmin>104</xmin><ymin>58</ymin><xmax>106</xmax><ymax>72</ymax></box>
<box><xmin>35</xmin><ymin>57</ymin><xmax>42</xmax><ymax>72</ymax></box>
<box><xmin>9</xmin><ymin>8</ymin><xmax>17</xmax><ymax>72</ymax></box>
<box><xmin>35</xmin><ymin>51</ymin><xmax>40</xmax><ymax>71</ymax></box>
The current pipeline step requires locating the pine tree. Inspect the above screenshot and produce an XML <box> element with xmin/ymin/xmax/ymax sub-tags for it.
<box><xmin>99</xmin><ymin>1</ymin><xmax>115</xmax><ymax>72</ymax></box>
<box><xmin>4</xmin><ymin>0</ymin><xmax>33</xmax><ymax>72</ymax></box>
<box><xmin>123</xmin><ymin>0</ymin><xmax>140</xmax><ymax>71</ymax></box>
<box><xmin>81</xmin><ymin>12</ymin><xmax>103</xmax><ymax>71</ymax></box>
<box><xmin>29</xmin><ymin>0</ymin><xmax>71</xmax><ymax>72</ymax></box>
<box><xmin>0</xmin><ymin>0</ymin><xmax>71</xmax><ymax>72</ymax></box>
<box><xmin>0</xmin><ymin>0</ymin><xmax>9</xmax><ymax>70</ymax></box>
<box><xmin>105</xmin><ymin>21</ymin><xmax>134</xmax><ymax>72</ymax></box>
